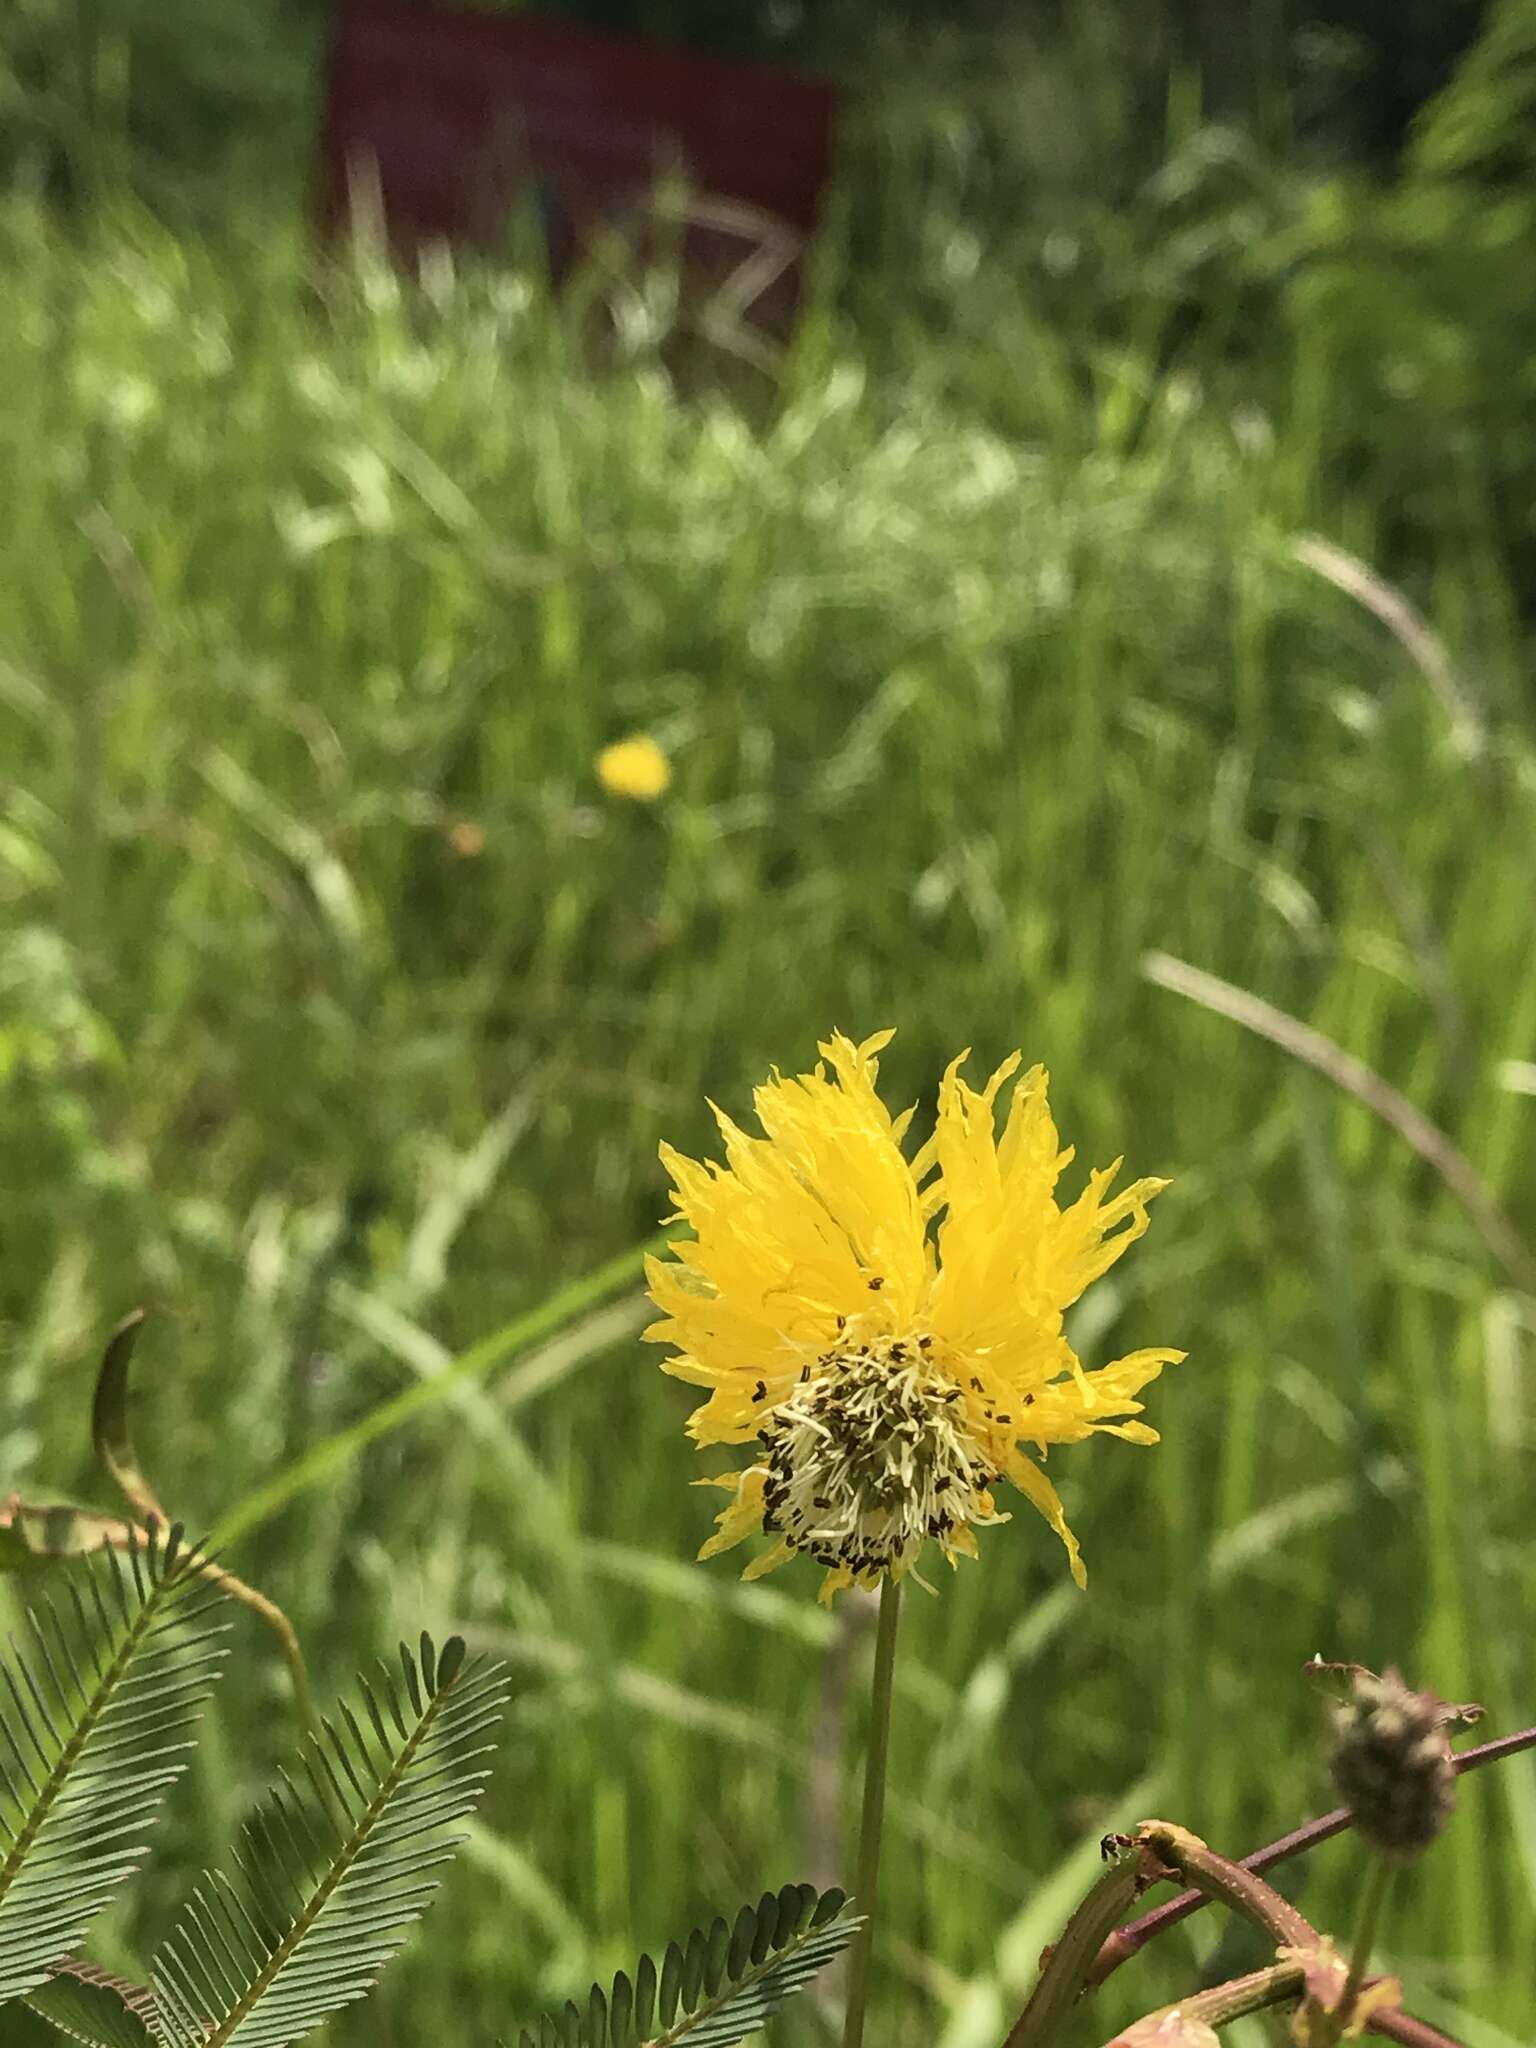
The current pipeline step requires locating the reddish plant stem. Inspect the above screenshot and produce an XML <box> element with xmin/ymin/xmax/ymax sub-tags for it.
<box><xmin>1365</xmin><ymin>2009</ymin><xmax>1468</xmax><ymax>2048</ymax></box>
<box><xmin>1086</xmin><ymin>1726</ymin><xmax>1536</xmax><ymax>1986</ymax></box>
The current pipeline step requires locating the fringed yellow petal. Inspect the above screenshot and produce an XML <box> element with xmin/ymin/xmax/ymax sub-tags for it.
<box><xmin>686</xmin><ymin>1390</ymin><xmax>792</xmax><ymax>1452</ymax></box>
<box><xmin>649</xmin><ymin>1028</ymin><xmax>930</xmax><ymax>1405</ymax></box>
<box><xmin>1048</xmin><ymin>1169</ymin><xmax>1171</xmax><ymax>1307</ymax></box>
<box><xmin>662</xmin><ymin>1352</ymin><xmax>737</xmax><ymax>1390</ymax></box>
<box><xmin>1091</xmin><ymin>1346</ymin><xmax>1186</xmax><ymax>1396</ymax></box>
<box><xmin>1069</xmin><ymin>1347</ymin><xmax>1184</xmax><ymax>1426</ymax></box>
<box><xmin>818</xmin><ymin>1026</ymin><xmax>896</xmax><ymax>1070</ymax></box>
<box><xmin>747</xmin><ymin>1029</ymin><xmax>929</xmax><ymax>1322</ymax></box>
<box><xmin>926</xmin><ymin>1054</ymin><xmax>1171</xmax><ymax>1367</ymax></box>
<box><xmin>925</xmin><ymin>1055</ymin><xmax>1070</xmax><ymax>1352</ymax></box>
<box><xmin>1010</xmin><ymin>1346</ymin><xmax>1183</xmax><ymax>1448</ymax></box>
<box><xmin>1007</xmin><ymin>1452</ymin><xmax>1087</xmax><ymax>1589</ymax></box>
<box><xmin>742</xmin><ymin>1538</ymin><xmax>795</xmax><ymax>1582</ymax></box>
<box><xmin>697</xmin><ymin>1468</ymin><xmax>768</xmax><ymax>1560</ymax></box>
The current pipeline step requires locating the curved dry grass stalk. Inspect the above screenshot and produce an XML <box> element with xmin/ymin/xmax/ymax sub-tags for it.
<box><xmin>1142</xmin><ymin>952</ymin><xmax>1536</xmax><ymax>1296</ymax></box>
<box><xmin>1292</xmin><ymin>533</ymin><xmax>1484</xmax><ymax>758</ymax></box>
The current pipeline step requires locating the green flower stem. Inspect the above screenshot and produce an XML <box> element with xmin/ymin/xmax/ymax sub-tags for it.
<box><xmin>1332</xmin><ymin>1855</ymin><xmax>1393</xmax><ymax>2044</ymax></box>
<box><xmin>841</xmin><ymin>1576</ymin><xmax>902</xmax><ymax>2048</ymax></box>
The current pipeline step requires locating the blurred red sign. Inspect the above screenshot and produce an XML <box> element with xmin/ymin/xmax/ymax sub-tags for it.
<box><xmin>318</xmin><ymin>2</ymin><xmax>838</xmax><ymax>335</ymax></box>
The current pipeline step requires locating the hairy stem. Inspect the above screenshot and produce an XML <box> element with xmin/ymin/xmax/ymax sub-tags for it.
<box><xmin>1136</xmin><ymin>1821</ymin><xmax>1317</xmax><ymax>1950</ymax></box>
<box><xmin>1003</xmin><ymin>1850</ymin><xmax>1142</xmax><ymax>2048</ymax></box>
<box><xmin>1105</xmin><ymin>1959</ymin><xmax>1306</xmax><ymax>2041</ymax></box>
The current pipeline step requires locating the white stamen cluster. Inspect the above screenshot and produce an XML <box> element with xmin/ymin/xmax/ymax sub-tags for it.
<box><xmin>757</xmin><ymin>1338</ymin><xmax>1004</xmax><ymax>1579</ymax></box>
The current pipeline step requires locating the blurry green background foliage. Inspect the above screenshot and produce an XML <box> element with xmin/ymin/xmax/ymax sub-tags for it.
<box><xmin>1</xmin><ymin>1</ymin><xmax>1534</xmax><ymax>2044</ymax></box>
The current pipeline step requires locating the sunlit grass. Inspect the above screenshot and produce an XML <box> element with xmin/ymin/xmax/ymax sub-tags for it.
<box><xmin>0</xmin><ymin>188</ymin><xmax>1532</xmax><ymax>2045</ymax></box>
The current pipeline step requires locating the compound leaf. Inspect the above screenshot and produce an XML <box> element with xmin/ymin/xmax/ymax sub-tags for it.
<box><xmin>0</xmin><ymin>1525</ymin><xmax>225</xmax><ymax>2007</ymax></box>
<box><xmin>513</xmin><ymin>1885</ymin><xmax>859</xmax><ymax>2048</ymax></box>
<box><xmin>153</xmin><ymin>1634</ymin><xmax>507</xmax><ymax>2048</ymax></box>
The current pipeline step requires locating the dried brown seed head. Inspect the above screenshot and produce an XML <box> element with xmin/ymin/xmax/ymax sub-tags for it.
<box><xmin>1329</xmin><ymin>1665</ymin><xmax>1457</xmax><ymax>1859</ymax></box>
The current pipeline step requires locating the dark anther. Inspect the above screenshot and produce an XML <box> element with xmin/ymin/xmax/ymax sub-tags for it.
<box><xmin>867</xmin><ymin>1276</ymin><xmax>885</xmax><ymax>1291</ymax></box>
<box><xmin>752</xmin><ymin>1379</ymin><xmax>767</xmax><ymax>1402</ymax></box>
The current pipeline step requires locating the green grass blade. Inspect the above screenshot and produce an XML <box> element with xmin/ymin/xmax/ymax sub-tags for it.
<box><xmin>211</xmin><ymin>1239</ymin><xmax>663</xmax><ymax>1547</ymax></box>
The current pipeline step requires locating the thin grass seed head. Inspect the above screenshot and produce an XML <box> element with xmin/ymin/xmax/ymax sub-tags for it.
<box><xmin>646</xmin><ymin>1029</ymin><xmax>1182</xmax><ymax>1601</ymax></box>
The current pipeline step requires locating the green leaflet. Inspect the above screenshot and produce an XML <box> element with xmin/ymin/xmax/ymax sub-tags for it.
<box><xmin>0</xmin><ymin>1525</ymin><xmax>227</xmax><ymax>2007</ymax></box>
<box><xmin>513</xmin><ymin>1885</ymin><xmax>860</xmax><ymax>2048</ymax></box>
<box><xmin>152</xmin><ymin>1633</ymin><xmax>508</xmax><ymax>2048</ymax></box>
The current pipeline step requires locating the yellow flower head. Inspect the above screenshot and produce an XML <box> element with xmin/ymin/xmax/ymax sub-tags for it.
<box><xmin>646</xmin><ymin>1030</ymin><xmax>1182</xmax><ymax>1602</ymax></box>
<box><xmin>597</xmin><ymin>734</ymin><xmax>671</xmax><ymax>801</ymax></box>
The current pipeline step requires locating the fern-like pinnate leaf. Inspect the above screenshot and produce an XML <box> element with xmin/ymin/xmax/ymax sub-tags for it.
<box><xmin>514</xmin><ymin>1884</ymin><xmax>859</xmax><ymax>2048</ymax></box>
<box><xmin>24</xmin><ymin>1960</ymin><xmax>158</xmax><ymax>2045</ymax></box>
<box><xmin>0</xmin><ymin>1525</ymin><xmax>226</xmax><ymax>2006</ymax></box>
<box><xmin>153</xmin><ymin>1632</ymin><xmax>508</xmax><ymax>2048</ymax></box>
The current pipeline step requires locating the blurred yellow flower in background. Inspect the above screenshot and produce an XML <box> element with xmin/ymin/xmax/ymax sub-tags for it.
<box><xmin>597</xmin><ymin>733</ymin><xmax>671</xmax><ymax>800</ymax></box>
<box><xmin>646</xmin><ymin>1030</ymin><xmax>1181</xmax><ymax>1601</ymax></box>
